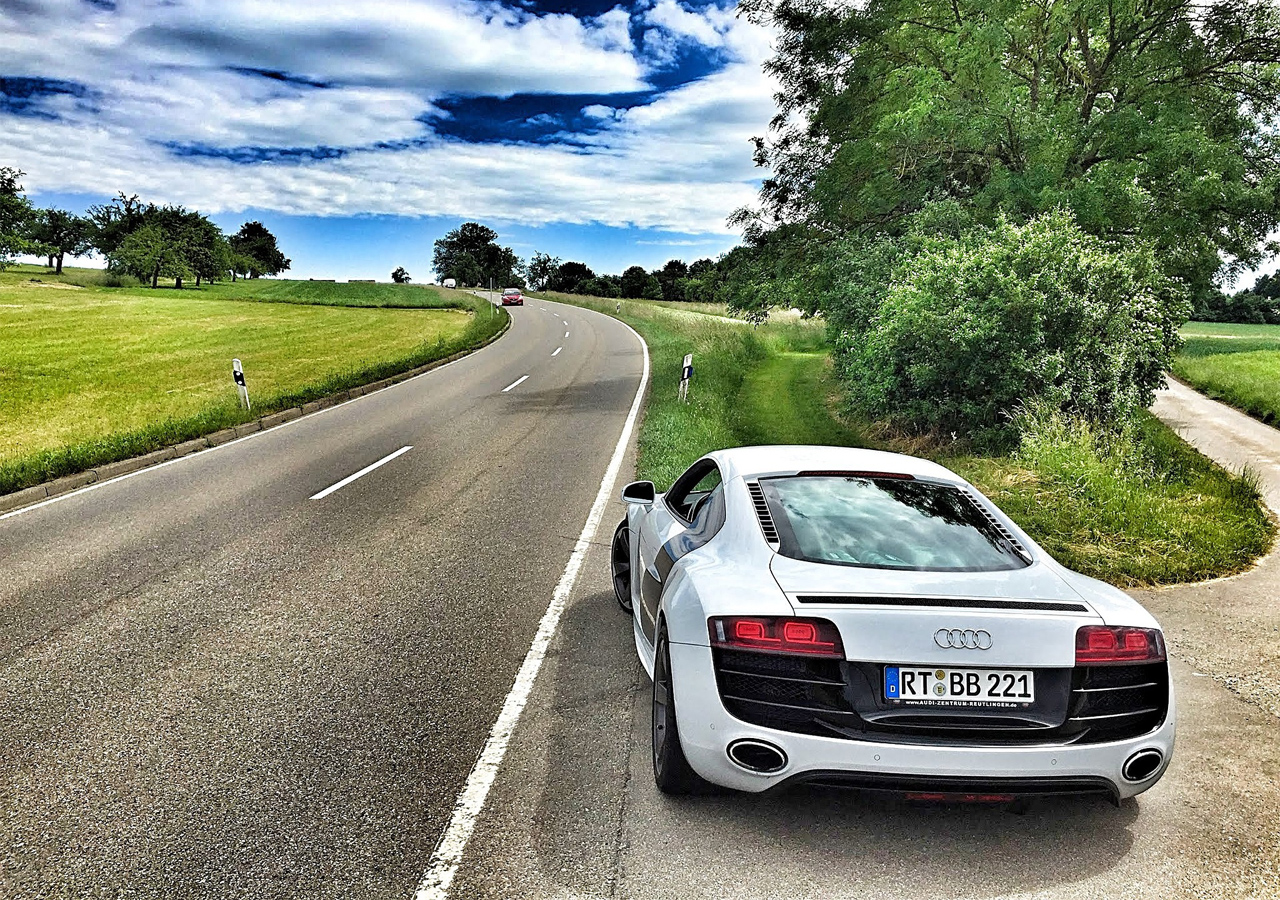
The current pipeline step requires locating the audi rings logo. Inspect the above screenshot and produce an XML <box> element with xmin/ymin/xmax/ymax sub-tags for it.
<box><xmin>934</xmin><ymin>628</ymin><xmax>993</xmax><ymax>650</ymax></box>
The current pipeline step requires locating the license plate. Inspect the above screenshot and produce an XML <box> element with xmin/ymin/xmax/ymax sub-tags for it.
<box><xmin>885</xmin><ymin>666</ymin><xmax>1034</xmax><ymax>706</ymax></box>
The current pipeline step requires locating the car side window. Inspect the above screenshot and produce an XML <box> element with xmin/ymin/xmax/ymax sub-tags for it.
<box><xmin>665</xmin><ymin>460</ymin><xmax>722</xmax><ymax>523</ymax></box>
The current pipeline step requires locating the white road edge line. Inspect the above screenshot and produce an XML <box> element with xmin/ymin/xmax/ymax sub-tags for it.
<box><xmin>413</xmin><ymin>316</ymin><xmax>650</xmax><ymax>900</ymax></box>
<box><xmin>551</xmin><ymin>347</ymin><xmax>562</xmax><ymax>357</ymax></box>
<box><xmin>309</xmin><ymin>446</ymin><xmax>413</xmax><ymax>501</ymax></box>
<box><xmin>0</xmin><ymin>344</ymin><xmax>494</xmax><ymax>523</ymax></box>
<box><xmin>501</xmin><ymin>375</ymin><xmax>530</xmax><ymax>393</ymax></box>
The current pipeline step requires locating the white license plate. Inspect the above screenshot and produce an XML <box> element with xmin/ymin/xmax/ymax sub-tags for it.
<box><xmin>885</xmin><ymin>666</ymin><xmax>1034</xmax><ymax>706</ymax></box>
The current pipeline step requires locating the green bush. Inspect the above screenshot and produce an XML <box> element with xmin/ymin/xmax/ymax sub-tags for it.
<box><xmin>838</xmin><ymin>212</ymin><xmax>1185</xmax><ymax>445</ymax></box>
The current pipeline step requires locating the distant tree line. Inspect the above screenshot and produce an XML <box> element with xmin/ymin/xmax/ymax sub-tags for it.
<box><xmin>0</xmin><ymin>165</ymin><xmax>289</xmax><ymax>287</ymax></box>
<box><xmin>1192</xmin><ymin>274</ymin><xmax>1280</xmax><ymax>324</ymax></box>
<box><xmin>432</xmin><ymin>221</ymin><xmax>745</xmax><ymax>305</ymax></box>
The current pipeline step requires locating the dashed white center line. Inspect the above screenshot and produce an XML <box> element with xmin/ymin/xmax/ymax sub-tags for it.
<box><xmin>552</xmin><ymin>347</ymin><xmax>562</xmax><ymax>357</ymax></box>
<box><xmin>502</xmin><ymin>375</ymin><xmax>530</xmax><ymax>392</ymax></box>
<box><xmin>309</xmin><ymin>445</ymin><xmax>413</xmax><ymax>500</ymax></box>
<box><xmin>564</xmin><ymin>331</ymin><xmax>569</xmax><ymax>338</ymax></box>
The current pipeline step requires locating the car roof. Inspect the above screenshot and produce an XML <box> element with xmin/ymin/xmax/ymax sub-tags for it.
<box><xmin>706</xmin><ymin>445</ymin><xmax>963</xmax><ymax>484</ymax></box>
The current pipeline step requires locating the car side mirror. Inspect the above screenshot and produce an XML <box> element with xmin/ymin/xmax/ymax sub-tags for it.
<box><xmin>622</xmin><ymin>481</ymin><xmax>656</xmax><ymax>504</ymax></box>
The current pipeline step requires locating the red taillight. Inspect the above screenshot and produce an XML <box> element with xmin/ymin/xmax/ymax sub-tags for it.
<box><xmin>1075</xmin><ymin>626</ymin><xmax>1166</xmax><ymax>665</ymax></box>
<box><xmin>709</xmin><ymin>616</ymin><xmax>843</xmax><ymax>658</ymax></box>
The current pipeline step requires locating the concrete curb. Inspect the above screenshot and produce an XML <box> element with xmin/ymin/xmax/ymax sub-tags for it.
<box><xmin>0</xmin><ymin>311</ymin><xmax>511</xmax><ymax>516</ymax></box>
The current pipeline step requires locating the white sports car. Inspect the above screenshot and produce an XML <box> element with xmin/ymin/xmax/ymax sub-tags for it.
<box><xmin>610</xmin><ymin>446</ymin><xmax>1174</xmax><ymax>802</ymax></box>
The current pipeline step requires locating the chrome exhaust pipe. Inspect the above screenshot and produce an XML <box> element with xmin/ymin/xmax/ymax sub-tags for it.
<box><xmin>1121</xmin><ymin>749</ymin><xmax>1164</xmax><ymax>783</ymax></box>
<box><xmin>727</xmin><ymin>739</ymin><xmax>788</xmax><ymax>774</ymax></box>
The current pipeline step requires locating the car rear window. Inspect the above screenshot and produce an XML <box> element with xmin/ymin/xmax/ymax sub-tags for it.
<box><xmin>758</xmin><ymin>475</ymin><xmax>1028</xmax><ymax>572</ymax></box>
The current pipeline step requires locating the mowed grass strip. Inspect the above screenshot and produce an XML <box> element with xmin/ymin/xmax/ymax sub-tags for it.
<box><xmin>0</xmin><ymin>266</ymin><xmax>504</xmax><ymax>493</ymax></box>
<box><xmin>1173</xmin><ymin>321</ymin><xmax>1280</xmax><ymax>426</ymax></box>
<box><xmin>541</xmin><ymin>292</ymin><xmax>1272</xmax><ymax>586</ymax></box>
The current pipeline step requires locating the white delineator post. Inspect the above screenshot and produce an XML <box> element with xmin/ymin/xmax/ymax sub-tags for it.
<box><xmin>232</xmin><ymin>358</ymin><xmax>250</xmax><ymax>410</ymax></box>
<box><xmin>679</xmin><ymin>353</ymin><xmax>693</xmax><ymax>403</ymax></box>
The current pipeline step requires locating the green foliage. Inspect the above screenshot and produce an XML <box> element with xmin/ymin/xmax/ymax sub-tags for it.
<box><xmin>29</xmin><ymin>208</ymin><xmax>94</xmax><ymax>274</ymax></box>
<box><xmin>0</xmin><ymin>166</ymin><xmax>35</xmax><ymax>267</ymax></box>
<box><xmin>954</xmin><ymin>405</ymin><xmax>1273</xmax><ymax>585</ymax></box>
<box><xmin>108</xmin><ymin>223</ymin><xmax>192</xmax><ymax>288</ymax></box>
<box><xmin>838</xmin><ymin>211</ymin><xmax>1184</xmax><ymax>444</ymax></box>
<box><xmin>432</xmin><ymin>222</ymin><xmax>522</xmax><ymax>287</ymax></box>
<box><xmin>391</xmin><ymin>266</ymin><xmax>411</xmax><ymax>284</ymax></box>
<box><xmin>230</xmin><ymin>221</ymin><xmax>290</xmax><ymax>277</ymax></box>
<box><xmin>547</xmin><ymin>260</ymin><xmax>594</xmax><ymax>292</ymax></box>
<box><xmin>527</xmin><ymin>251</ymin><xmax>560</xmax><ymax>290</ymax></box>
<box><xmin>574</xmin><ymin>276</ymin><xmax>618</xmax><ymax>297</ymax></box>
<box><xmin>741</xmin><ymin>0</ymin><xmax>1280</xmax><ymax>296</ymax></box>
<box><xmin>620</xmin><ymin>265</ymin><xmax>650</xmax><ymax>298</ymax></box>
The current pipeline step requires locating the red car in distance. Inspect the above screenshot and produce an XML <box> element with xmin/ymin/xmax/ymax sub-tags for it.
<box><xmin>501</xmin><ymin>288</ymin><xmax>524</xmax><ymax>306</ymax></box>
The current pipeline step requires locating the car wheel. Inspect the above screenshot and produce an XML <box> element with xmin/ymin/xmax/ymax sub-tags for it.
<box><xmin>652</xmin><ymin>623</ymin><xmax>711</xmax><ymax>794</ymax></box>
<box><xmin>610</xmin><ymin>519</ymin><xmax>633</xmax><ymax>614</ymax></box>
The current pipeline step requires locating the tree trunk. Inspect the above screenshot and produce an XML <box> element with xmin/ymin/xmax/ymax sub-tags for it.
<box><xmin>46</xmin><ymin>255</ymin><xmax>54</xmax><ymax>268</ymax></box>
<box><xmin>55</xmin><ymin>253</ymin><xmax>64</xmax><ymax>275</ymax></box>
<box><xmin>175</xmin><ymin>276</ymin><xmax>183</xmax><ymax>289</ymax></box>
<box><xmin>195</xmin><ymin>273</ymin><xmax>202</xmax><ymax>287</ymax></box>
<box><xmin>152</xmin><ymin>268</ymin><xmax>159</xmax><ymax>288</ymax></box>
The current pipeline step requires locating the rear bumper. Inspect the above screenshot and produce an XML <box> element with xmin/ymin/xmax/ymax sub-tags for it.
<box><xmin>668</xmin><ymin>642</ymin><xmax>1175</xmax><ymax>799</ymax></box>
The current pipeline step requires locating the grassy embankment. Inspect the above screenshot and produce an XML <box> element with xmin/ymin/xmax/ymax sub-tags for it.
<box><xmin>0</xmin><ymin>264</ymin><xmax>506</xmax><ymax>494</ymax></box>
<box><xmin>1173</xmin><ymin>321</ymin><xmax>1280</xmax><ymax>425</ymax></box>
<box><xmin>539</xmin><ymin>292</ymin><xmax>1273</xmax><ymax>587</ymax></box>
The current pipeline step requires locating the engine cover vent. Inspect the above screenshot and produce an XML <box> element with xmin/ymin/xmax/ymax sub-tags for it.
<box><xmin>746</xmin><ymin>481</ymin><xmax>779</xmax><ymax>547</ymax></box>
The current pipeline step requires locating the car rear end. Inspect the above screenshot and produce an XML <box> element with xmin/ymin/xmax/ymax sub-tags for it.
<box><xmin>667</xmin><ymin>468</ymin><xmax>1174</xmax><ymax>801</ymax></box>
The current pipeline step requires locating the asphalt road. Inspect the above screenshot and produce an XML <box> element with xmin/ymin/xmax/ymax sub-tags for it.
<box><xmin>0</xmin><ymin>296</ymin><xmax>646</xmax><ymax>898</ymax></box>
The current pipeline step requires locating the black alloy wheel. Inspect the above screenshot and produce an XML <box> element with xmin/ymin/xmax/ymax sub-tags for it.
<box><xmin>652</xmin><ymin>624</ymin><xmax>710</xmax><ymax>794</ymax></box>
<box><xmin>610</xmin><ymin>519</ymin><xmax>633</xmax><ymax>614</ymax></box>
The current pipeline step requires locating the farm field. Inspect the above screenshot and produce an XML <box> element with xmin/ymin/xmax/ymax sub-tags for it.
<box><xmin>1173</xmin><ymin>320</ymin><xmax>1280</xmax><ymax>425</ymax></box>
<box><xmin>540</xmin><ymin>292</ymin><xmax>1273</xmax><ymax>586</ymax></box>
<box><xmin>0</xmin><ymin>265</ymin><xmax>502</xmax><ymax>493</ymax></box>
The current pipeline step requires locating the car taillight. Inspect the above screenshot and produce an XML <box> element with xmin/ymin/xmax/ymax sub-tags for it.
<box><xmin>1075</xmin><ymin>626</ymin><xmax>1166</xmax><ymax>665</ymax></box>
<box><xmin>708</xmin><ymin>616</ymin><xmax>844</xmax><ymax>658</ymax></box>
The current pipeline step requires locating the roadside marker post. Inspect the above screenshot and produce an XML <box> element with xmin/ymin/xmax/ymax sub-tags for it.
<box><xmin>679</xmin><ymin>353</ymin><xmax>693</xmax><ymax>403</ymax></box>
<box><xmin>232</xmin><ymin>358</ymin><xmax>250</xmax><ymax>410</ymax></box>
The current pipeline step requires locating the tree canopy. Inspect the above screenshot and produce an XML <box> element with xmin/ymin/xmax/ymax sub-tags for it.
<box><xmin>0</xmin><ymin>167</ymin><xmax>35</xmax><ymax>267</ymax></box>
<box><xmin>739</xmin><ymin>0</ymin><xmax>1280</xmax><ymax>293</ymax></box>
<box><xmin>230</xmin><ymin>221</ymin><xmax>290</xmax><ymax>278</ymax></box>
<box><xmin>432</xmin><ymin>222</ymin><xmax>523</xmax><ymax>287</ymax></box>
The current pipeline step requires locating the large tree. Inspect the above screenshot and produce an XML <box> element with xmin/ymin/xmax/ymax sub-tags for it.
<box><xmin>87</xmin><ymin>193</ymin><xmax>148</xmax><ymax>256</ymax></box>
<box><xmin>432</xmin><ymin>222</ymin><xmax>522</xmax><ymax>287</ymax></box>
<box><xmin>547</xmin><ymin>261</ymin><xmax>595</xmax><ymax>292</ymax></box>
<box><xmin>229</xmin><ymin>221</ymin><xmax>290</xmax><ymax>278</ymax></box>
<box><xmin>740</xmin><ymin>0</ymin><xmax>1280</xmax><ymax>294</ymax></box>
<box><xmin>0</xmin><ymin>166</ymin><xmax>35</xmax><ymax>268</ymax></box>
<box><xmin>32</xmin><ymin>209</ymin><xmax>94</xmax><ymax>273</ymax></box>
<box><xmin>526</xmin><ymin>251</ymin><xmax>560</xmax><ymax>290</ymax></box>
<box><xmin>108</xmin><ymin>223</ymin><xmax>191</xmax><ymax>288</ymax></box>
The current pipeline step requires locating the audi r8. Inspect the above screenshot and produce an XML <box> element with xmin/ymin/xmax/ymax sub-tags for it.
<box><xmin>610</xmin><ymin>446</ymin><xmax>1174</xmax><ymax>801</ymax></box>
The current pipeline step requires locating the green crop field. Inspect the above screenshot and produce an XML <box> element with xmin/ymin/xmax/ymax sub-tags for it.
<box><xmin>1173</xmin><ymin>321</ymin><xmax>1280</xmax><ymax>425</ymax></box>
<box><xmin>541</xmin><ymin>292</ymin><xmax>1273</xmax><ymax>587</ymax></box>
<box><xmin>0</xmin><ymin>264</ymin><xmax>504</xmax><ymax>493</ymax></box>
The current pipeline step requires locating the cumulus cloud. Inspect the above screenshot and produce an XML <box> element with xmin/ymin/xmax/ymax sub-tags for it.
<box><xmin>0</xmin><ymin>0</ymin><xmax>778</xmax><ymax>234</ymax></box>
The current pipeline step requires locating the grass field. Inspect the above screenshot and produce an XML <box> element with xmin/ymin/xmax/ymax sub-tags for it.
<box><xmin>0</xmin><ymin>264</ymin><xmax>505</xmax><ymax>493</ymax></box>
<box><xmin>1173</xmin><ymin>321</ymin><xmax>1280</xmax><ymax>425</ymax></box>
<box><xmin>542</xmin><ymin>292</ymin><xmax>1273</xmax><ymax>587</ymax></box>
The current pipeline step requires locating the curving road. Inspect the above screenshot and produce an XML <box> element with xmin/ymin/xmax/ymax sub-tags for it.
<box><xmin>0</xmin><ymin>297</ymin><xmax>646</xmax><ymax>898</ymax></box>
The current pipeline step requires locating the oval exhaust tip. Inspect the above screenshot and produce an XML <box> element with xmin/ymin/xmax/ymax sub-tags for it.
<box><xmin>1122</xmin><ymin>749</ymin><xmax>1164</xmax><ymax>783</ymax></box>
<box><xmin>727</xmin><ymin>739</ymin><xmax>788</xmax><ymax>774</ymax></box>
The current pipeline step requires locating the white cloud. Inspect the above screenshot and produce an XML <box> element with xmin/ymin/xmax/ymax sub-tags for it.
<box><xmin>0</xmin><ymin>0</ymin><xmax>779</xmax><ymax>234</ymax></box>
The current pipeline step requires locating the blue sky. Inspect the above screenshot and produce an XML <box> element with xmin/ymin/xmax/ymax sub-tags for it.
<box><xmin>1</xmin><ymin>0</ymin><xmax>777</xmax><ymax>279</ymax></box>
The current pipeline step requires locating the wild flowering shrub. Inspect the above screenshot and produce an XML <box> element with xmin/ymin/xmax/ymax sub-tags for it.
<box><xmin>836</xmin><ymin>211</ymin><xmax>1186</xmax><ymax>445</ymax></box>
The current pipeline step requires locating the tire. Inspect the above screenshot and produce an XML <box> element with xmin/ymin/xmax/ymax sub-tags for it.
<box><xmin>610</xmin><ymin>519</ymin><xmax>633</xmax><ymax>614</ymax></box>
<box><xmin>652</xmin><ymin>624</ymin><xmax>711</xmax><ymax>794</ymax></box>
